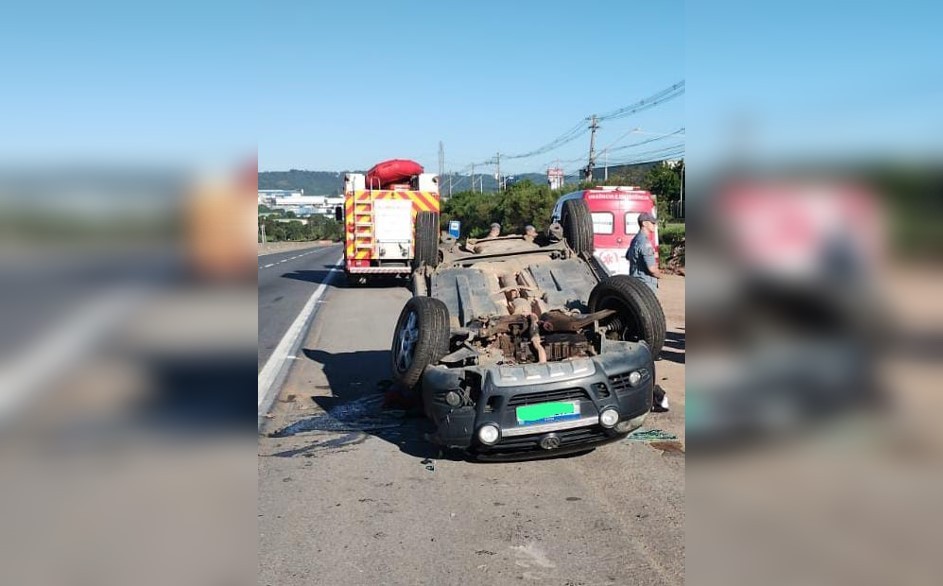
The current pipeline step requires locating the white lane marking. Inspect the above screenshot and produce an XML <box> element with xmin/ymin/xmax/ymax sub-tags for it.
<box><xmin>257</xmin><ymin>243</ymin><xmax>340</xmax><ymax>260</ymax></box>
<box><xmin>258</xmin><ymin>256</ymin><xmax>344</xmax><ymax>420</ymax></box>
<box><xmin>258</xmin><ymin>243</ymin><xmax>341</xmax><ymax>268</ymax></box>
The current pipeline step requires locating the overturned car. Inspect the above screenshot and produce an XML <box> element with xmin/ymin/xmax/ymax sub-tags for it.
<box><xmin>390</xmin><ymin>201</ymin><xmax>666</xmax><ymax>459</ymax></box>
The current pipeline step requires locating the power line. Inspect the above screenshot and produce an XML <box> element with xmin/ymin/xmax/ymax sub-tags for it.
<box><xmin>605</xmin><ymin>128</ymin><xmax>685</xmax><ymax>154</ymax></box>
<box><xmin>490</xmin><ymin>81</ymin><xmax>684</xmax><ymax>163</ymax></box>
<box><xmin>600</xmin><ymin>126</ymin><xmax>684</xmax><ymax>152</ymax></box>
<box><xmin>609</xmin><ymin>143</ymin><xmax>685</xmax><ymax>161</ymax></box>
<box><xmin>502</xmin><ymin>121</ymin><xmax>589</xmax><ymax>161</ymax></box>
<box><xmin>606</xmin><ymin>147</ymin><xmax>685</xmax><ymax>168</ymax></box>
<box><xmin>453</xmin><ymin>81</ymin><xmax>684</xmax><ymax>175</ymax></box>
<box><xmin>597</xmin><ymin>81</ymin><xmax>684</xmax><ymax>122</ymax></box>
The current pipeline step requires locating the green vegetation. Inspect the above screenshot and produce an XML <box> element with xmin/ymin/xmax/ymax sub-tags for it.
<box><xmin>658</xmin><ymin>222</ymin><xmax>685</xmax><ymax>269</ymax></box>
<box><xmin>259</xmin><ymin>215</ymin><xmax>343</xmax><ymax>242</ymax></box>
<box><xmin>258</xmin><ymin>161</ymin><xmax>686</xmax><ymax>247</ymax></box>
<box><xmin>442</xmin><ymin>179</ymin><xmax>578</xmax><ymax>238</ymax></box>
<box><xmin>642</xmin><ymin>162</ymin><xmax>682</xmax><ymax>206</ymax></box>
<box><xmin>442</xmin><ymin>162</ymin><xmax>685</xmax><ymax>238</ymax></box>
<box><xmin>259</xmin><ymin>169</ymin><xmax>552</xmax><ymax>196</ymax></box>
<box><xmin>607</xmin><ymin>160</ymin><xmax>684</xmax><ymax>224</ymax></box>
<box><xmin>659</xmin><ymin>244</ymin><xmax>673</xmax><ymax>263</ymax></box>
<box><xmin>660</xmin><ymin>222</ymin><xmax>685</xmax><ymax>246</ymax></box>
<box><xmin>598</xmin><ymin>163</ymin><xmax>657</xmax><ymax>188</ymax></box>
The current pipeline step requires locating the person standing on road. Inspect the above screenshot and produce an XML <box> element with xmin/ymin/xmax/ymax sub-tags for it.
<box><xmin>626</xmin><ymin>212</ymin><xmax>662</xmax><ymax>292</ymax></box>
<box><xmin>626</xmin><ymin>211</ymin><xmax>669</xmax><ymax>411</ymax></box>
<box><xmin>488</xmin><ymin>222</ymin><xmax>501</xmax><ymax>238</ymax></box>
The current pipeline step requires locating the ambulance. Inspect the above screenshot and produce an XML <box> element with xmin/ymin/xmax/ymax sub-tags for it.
<box><xmin>551</xmin><ymin>186</ymin><xmax>658</xmax><ymax>275</ymax></box>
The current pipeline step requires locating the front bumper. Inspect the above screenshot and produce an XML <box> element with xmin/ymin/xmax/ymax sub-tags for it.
<box><xmin>421</xmin><ymin>343</ymin><xmax>654</xmax><ymax>458</ymax></box>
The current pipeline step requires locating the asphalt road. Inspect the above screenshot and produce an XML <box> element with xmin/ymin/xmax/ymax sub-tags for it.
<box><xmin>257</xmin><ymin>243</ymin><xmax>343</xmax><ymax>371</ymax></box>
<box><xmin>258</xmin><ymin>276</ymin><xmax>685</xmax><ymax>585</ymax></box>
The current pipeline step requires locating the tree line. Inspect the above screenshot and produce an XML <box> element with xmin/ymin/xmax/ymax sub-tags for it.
<box><xmin>257</xmin><ymin>160</ymin><xmax>684</xmax><ymax>243</ymax></box>
<box><xmin>259</xmin><ymin>209</ymin><xmax>344</xmax><ymax>242</ymax></box>
<box><xmin>442</xmin><ymin>161</ymin><xmax>684</xmax><ymax>238</ymax></box>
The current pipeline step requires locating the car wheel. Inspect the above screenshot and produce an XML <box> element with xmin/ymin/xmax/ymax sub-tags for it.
<box><xmin>589</xmin><ymin>275</ymin><xmax>666</xmax><ymax>358</ymax></box>
<box><xmin>391</xmin><ymin>296</ymin><xmax>450</xmax><ymax>390</ymax></box>
<box><xmin>413</xmin><ymin>211</ymin><xmax>440</xmax><ymax>270</ymax></box>
<box><xmin>561</xmin><ymin>199</ymin><xmax>594</xmax><ymax>254</ymax></box>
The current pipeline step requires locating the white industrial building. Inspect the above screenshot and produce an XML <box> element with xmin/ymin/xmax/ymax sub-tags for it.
<box><xmin>259</xmin><ymin>189</ymin><xmax>343</xmax><ymax>218</ymax></box>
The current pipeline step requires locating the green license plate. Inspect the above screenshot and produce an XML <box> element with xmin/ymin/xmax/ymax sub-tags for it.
<box><xmin>516</xmin><ymin>401</ymin><xmax>580</xmax><ymax>425</ymax></box>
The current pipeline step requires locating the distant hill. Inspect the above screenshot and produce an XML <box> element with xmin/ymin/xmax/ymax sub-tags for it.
<box><xmin>259</xmin><ymin>170</ymin><xmax>351</xmax><ymax>195</ymax></box>
<box><xmin>259</xmin><ymin>170</ymin><xmax>559</xmax><ymax>195</ymax></box>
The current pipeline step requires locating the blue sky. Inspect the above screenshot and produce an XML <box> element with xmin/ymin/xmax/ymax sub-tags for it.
<box><xmin>256</xmin><ymin>1</ymin><xmax>685</xmax><ymax>174</ymax></box>
<box><xmin>0</xmin><ymin>2</ymin><xmax>259</xmax><ymax>169</ymax></box>
<box><xmin>686</xmin><ymin>1</ymin><xmax>943</xmax><ymax>172</ymax></box>
<box><xmin>4</xmin><ymin>1</ymin><xmax>938</xmax><ymax>175</ymax></box>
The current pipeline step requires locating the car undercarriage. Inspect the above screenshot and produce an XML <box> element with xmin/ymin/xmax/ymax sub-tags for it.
<box><xmin>390</xmin><ymin>202</ymin><xmax>666</xmax><ymax>458</ymax></box>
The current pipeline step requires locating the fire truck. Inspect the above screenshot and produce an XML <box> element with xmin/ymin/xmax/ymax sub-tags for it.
<box><xmin>337</xmin><ymin>160</ymin><xmax>441</xmax><ymax>285</ymax></box>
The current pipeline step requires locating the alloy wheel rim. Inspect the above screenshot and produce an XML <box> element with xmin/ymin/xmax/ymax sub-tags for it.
<box><xmin>395</xmin><ymin>311</ymin><xmax>419</xmax><ymax>372</ymax></box>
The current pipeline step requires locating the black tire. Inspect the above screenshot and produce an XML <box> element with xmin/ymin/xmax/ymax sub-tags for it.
<box><xmin>391</xmin><ymin>296</ymin><xmax>450</xmax><ymax>391</ymax></box>
<box><xmin>413</xmin><ymin>211</ymin><xmax>440</xmax><ymax>270</ymax></box>
<box><xmin>561</xmin><ymin>199</ymin><xmax>594</xmax><ymax>254</ymax></box>
<box><xmin>589</xmin><ymin>275</ymin><xmax>666</xmax><ymax>358</ymax></box>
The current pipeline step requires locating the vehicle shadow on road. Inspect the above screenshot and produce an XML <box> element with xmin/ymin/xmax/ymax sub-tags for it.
<box><xmin>344</xmin><ymin>277</ymin><xmax>412</xmax><ymax>289</ymax></box>
<box><xmin>267</xmin><ymin>348</ymin><xmax>449</xmax><ymax>461</ymax></box>
<box><xmin>280</xmin><ymin>269</ymin><xmax>341</xmax><ymax>286</ymax></box>
<box><xmin>282</xmin><ymin>266</ymin><xmax>412</xmax><ymax>289</ymax></box>
<box><xmin>660</xmin><ymin>330</ymin><xmax>686</xmax><ymax>364</ymax></box>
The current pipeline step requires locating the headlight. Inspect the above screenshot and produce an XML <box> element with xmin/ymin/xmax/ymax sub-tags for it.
<box><xmin>615</xmin><ymin>412</ymin><xmax>648</xmax><ymax>433</ymax></box>
<box><xmin>628</xmin><ymin>370</ymin><xmax>642</xmax><ymax>386</ymax></box>
<box><xmin>477</xmin><ymin>424</ymin><xmax>500</xmax><ymax>445</ymax></box>
<box><xmin>599</xmin><ymin>408</ymin><xmax>619</xmax><ymax>428</ymax></box>
<box><xmin>444</xmin><ymin>390</ymin><xmax>462</xmax><ymax>407</ymax></box>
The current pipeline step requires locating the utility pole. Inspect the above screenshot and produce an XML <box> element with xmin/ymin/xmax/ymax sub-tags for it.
<box><xmin>603</xmin><ymin>148</ymin><xmax>608</xmax><ymax>182</ymax></box>
<box><xmin>679</xmin><ymin>161</ymin><xmax>684</xmax><ymax>218</ymax></box>
<box><xmin>438</xmin><ymin>141</ymin><xmax>444</xmax><ymax>179</ymax></box>
<box><xmin>448</xmin><ymin>173</ymin><xmax>452</xmax><ymax>198</ymax></box>
<box><xmin>584</xmin><ymin>115</ymin><xmax>599</xmax><ymax>182</ymax></box>
<box><xmin>471</xmin><ymin>163</ymin><xmax>476</xmax><ymax>193</ymax></box>
<box><xmin>495</xmin><ymin>152</ymin><xmax>501</xmax><ymax>191</ymax></box>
